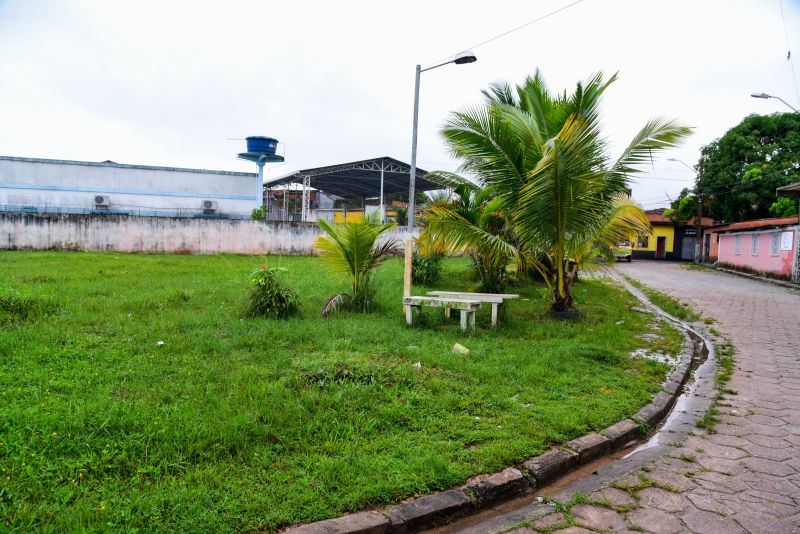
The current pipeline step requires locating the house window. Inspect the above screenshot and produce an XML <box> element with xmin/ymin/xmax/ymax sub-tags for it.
<box><xmin>637</xmin><ymin>236</ymin><xmax>649</xmax><ymax>248</ymax></box>
<box><xmin>735</xmin><ymin>235</ymin><xmax>742</xmax><ymax>255</ymax></box>
<box><xmin>750</xmin><ymin>234</ymin><xmax>760</xmax><ymax>256</ymax></box>
<box><xmin>771</xmin><ymin>232</ymin><xmax>780</xmax><ymax>256</ymax></box>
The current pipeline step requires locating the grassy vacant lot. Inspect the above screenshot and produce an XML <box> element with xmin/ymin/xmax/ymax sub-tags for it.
<box><xmin>0</xmin><ymin>252</ymin><xmax>680</xmax><ymax>532</ymax></box>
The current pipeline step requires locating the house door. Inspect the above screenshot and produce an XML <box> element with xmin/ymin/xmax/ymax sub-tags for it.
<box><xmin>656</xmin><ymin>236</ymin><xmax>667</xmax><ymax>259</ymax></box>
<box><xmin>704</xmin><ymin>234</ymin><xmax>711</xmax><ymax>261</ymax></box>
<box><xmin>681</xmin><ymin>237</ymin><xmax>695</xmax><ymax>260</ymax></box>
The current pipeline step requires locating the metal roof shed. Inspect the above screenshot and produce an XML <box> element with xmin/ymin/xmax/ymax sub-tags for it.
<box><xmin>265</xmin><ymin>156</ymin><xmax>442</xmax><ymax>222</ymax></box>
<box><xmin>777</xmin><ymin>182</ymin><xmax>800</xmax><ymax>198</ymax></box>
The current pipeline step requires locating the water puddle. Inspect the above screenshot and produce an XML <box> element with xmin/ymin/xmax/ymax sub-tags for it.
<box><xmin>627</xmin><ymin>332</ymin><xmax>713</xmax><ymax>456</ymax></box>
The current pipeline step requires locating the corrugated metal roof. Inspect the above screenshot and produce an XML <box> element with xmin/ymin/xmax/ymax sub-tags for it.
<box><xmin>0</xmin><ymin>155</ymin><xmax>257</xmax><ymax>177</ymax></box>
<box><xmin>266</xmin><ymin>156</ymin><xmax>441</xmax><ymax>201</ymax></box>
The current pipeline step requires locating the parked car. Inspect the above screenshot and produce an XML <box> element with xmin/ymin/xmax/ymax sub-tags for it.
<box><xmin>613</xmin><ymin>242</ymin><xmax>633</xmax><ymax>262</ymax></box>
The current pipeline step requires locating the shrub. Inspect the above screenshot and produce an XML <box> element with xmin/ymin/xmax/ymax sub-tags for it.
<box><xmin>245</xmin><ymin>266</ymin><xmax>300</xmax><ymax>319</ymax></box>
<box><xmin>411</xmin><ymin>251</ymin><xmax>443</xmax><ymax>285</ymax></box>
<box><xmin>251</xmin><ymin>205</ymin><xmax>269</xmax><ymax>221</ymax></box>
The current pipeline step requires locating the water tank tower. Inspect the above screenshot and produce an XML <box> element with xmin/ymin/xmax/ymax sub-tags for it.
<box><xmin>238</xmin><ymin>136</ymin><xmax>285</xmax><ymax>206</ymax></box>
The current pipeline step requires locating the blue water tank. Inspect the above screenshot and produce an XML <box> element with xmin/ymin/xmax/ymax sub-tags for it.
<box><xmin>246</xmin><ymin>136</ymin><xmax>278</xmax><ymax>155</ymax></box>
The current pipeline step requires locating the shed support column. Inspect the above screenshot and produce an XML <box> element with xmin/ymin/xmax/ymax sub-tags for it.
<box><xmin>256</xmin><ymin>161</ymin><xmax>265</xmax><ymax>213</ymax></box>
<box><xmin>380</xmin><ymin>164</ymin><xmax>385</xmax><ymax>223</ymax></box>
<box><xmin>283</xmin><ymin>185</ymin><xmax>288</xmax><ymax>221</ymax></box>
<box><xmin>301</xmin><ymin>175</ymin><xmax>310</xmax><ymax>222</ymax></box>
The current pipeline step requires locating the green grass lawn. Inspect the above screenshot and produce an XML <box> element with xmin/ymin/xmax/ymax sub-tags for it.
<box><xmin>0</xmin><ymin>252</ymin><xmax>680</xmax><ymax>532</ymax></box>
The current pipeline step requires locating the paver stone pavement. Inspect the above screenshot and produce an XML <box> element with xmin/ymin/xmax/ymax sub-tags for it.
<box><xmin>514</xmin><ymin>263</ymin><xmax>800</xmax><ymax>534</ymax></box>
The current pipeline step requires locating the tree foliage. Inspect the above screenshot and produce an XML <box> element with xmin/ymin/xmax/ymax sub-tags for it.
<box><xmin>769</xmin><ymin>196</ymin><xmax>799</xmax><ymax>217</ymax></box>
<box><xmin>664</xmin><ymin>188</ymin><xmax>698</xmax><ymax>224</ymax></box>
<box><xmin>695</xmin><ymin>112</ymin><xmax>800</xmax><ymax>223</ymax></box>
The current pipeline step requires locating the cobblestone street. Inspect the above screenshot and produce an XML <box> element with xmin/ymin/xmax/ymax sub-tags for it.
<box><xmin>512</xmin><ymin>262</ymin><xmax>800</xmax><ymax>534</ymax></box>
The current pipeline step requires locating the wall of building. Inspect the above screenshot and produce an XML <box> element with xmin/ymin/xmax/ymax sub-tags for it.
<box><xmin>717</xmin><ymin>228</ymin><xmax>798</xmax><ymax>279</ymax></box>
<box><xmin>705</xmin><ymin>231</ymin><xmax>721</xmax><ymax>263</ymax></box>
<box><xmin>0</xmin><ymin>213</ymin><xmax>418</xmax><ymax>255</ymax></box>
<box><xmin>0</xmin><ymin>157</ymin><xmax>260</xmax><ymax>218</ymax></box>
<box><xmin>633</xmin><ymin>225</ymin><xmax>680</xmax><ymax>260</ymax></box>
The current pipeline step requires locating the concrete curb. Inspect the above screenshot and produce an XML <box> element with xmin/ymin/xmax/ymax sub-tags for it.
<box><xmin>283</xmin><ymin>310</ymin><xmax>696</xmax><ymax>533</ymax></box>
<box><xmin>715</xmin><ymin>267</ymin><xmax>800</xmax><ymax>291</ymax></box>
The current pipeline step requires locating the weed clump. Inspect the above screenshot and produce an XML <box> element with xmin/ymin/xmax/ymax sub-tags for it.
<box><xmin>0</xmin><ymin>285</ymin><xmax>57</xmax><ymax>321</ymax></box>
<box><xmin>245</xmin><ymin>266</ymin><xmax>300</xmax><ymax>319</ymax></box>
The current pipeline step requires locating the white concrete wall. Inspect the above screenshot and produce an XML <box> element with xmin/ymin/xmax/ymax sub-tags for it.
<box><xmin>0</xmin><ymin>213</ymin><xmax>419</xmax><ymax>255</ymax></box>
<box><xmin>0</xmin><ymin>157</ymin><xmax>260</xmax><ymax>217</ymax></box>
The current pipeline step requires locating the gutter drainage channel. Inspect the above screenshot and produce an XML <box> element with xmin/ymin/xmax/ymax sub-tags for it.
<box><xmin>285</xmin><ymin>269</ymin><xmax>716</xmax><ymax>534</ymax></box>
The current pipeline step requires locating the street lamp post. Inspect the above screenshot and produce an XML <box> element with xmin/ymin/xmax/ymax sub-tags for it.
<box><xmin>750</xmin><ymin>92</ymin><xmax>800</xmax><ymax>113</ymax></box>
<box><xmin>408</xmin><ymin>51</ymin><xmax>477</xmax><ymax>230</ymax></box>
<box><xmin>667</xmin><ymin>157</ymin><xmax>705</xmax><ymax>263</ymax></box>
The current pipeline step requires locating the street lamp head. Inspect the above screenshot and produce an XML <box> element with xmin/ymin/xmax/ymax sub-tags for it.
<box><xmin>453</xmin><ymin>51</ymin><xmax>477</xmax><ymax>65</ymax></box>
<box><xmin>751</xmin><ymin>92</ymin><xmax>771</xmax><ymax>99</ymax></box>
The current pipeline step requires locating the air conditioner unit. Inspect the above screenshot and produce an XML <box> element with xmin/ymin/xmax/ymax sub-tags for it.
<box><xmin>94</xmin><ymin>195</ymin><xmax>110</xmax><ymax>208</ymax></box>
<box><xmin>202</xmin><ymin>200</ymin><xmax>218</xmax><ymax>213</ymax></box>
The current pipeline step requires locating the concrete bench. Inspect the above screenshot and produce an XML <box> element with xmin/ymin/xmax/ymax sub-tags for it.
<box><xmin>426</xmin><ymin>291</ymin><xmax>520</xmax><ymax>327</ymax></box>
<box><xmin>403</xmin><ymin>296</ymin><xmax>481</xmax><ymax>332</ymax></box>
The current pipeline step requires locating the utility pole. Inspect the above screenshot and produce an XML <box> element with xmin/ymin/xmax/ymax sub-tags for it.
<box><xmin>694</xmin><ymin>162</ymin><xmax>705</xmax><ymax>263</ymax></box>
<box><xmin>408</xmin><ymin>64</ymin><xmax>421</xmax><ymax>230</ymax></box>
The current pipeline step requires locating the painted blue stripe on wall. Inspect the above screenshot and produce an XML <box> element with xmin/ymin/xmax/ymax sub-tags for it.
<box><xmin>0</xmin><ymin>183</ymin><xmax>258</xmax><ymax>201</ymax></box>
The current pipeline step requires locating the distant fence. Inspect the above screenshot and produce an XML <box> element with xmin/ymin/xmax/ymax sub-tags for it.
<box><xmin>0</xmin><ymin>212</ymin><xmax>418</xmax><ymax>255</ymax></box>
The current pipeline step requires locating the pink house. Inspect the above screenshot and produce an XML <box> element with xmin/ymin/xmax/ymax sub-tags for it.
<box><xmin>715</xmin><ymin>217</ymin><xmax>800</xmax><ymax>282</ymax></box>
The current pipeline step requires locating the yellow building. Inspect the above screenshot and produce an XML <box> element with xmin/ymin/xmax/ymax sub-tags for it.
<box><xmin>633</xmin><ymin>208</ymin><xmax>714</xmax><ymax>261</ymax></box>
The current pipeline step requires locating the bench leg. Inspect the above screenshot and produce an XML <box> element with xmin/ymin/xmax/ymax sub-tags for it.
<box><xmin>491</xmin><ymin>303</ymin><xmax>499</xmax><ymax>327</ymax></box>
<box><xmin>460</xmin><ymin>309</ymin><xmax>469</xmax><ymax>331</ymax></box>
<box><xmin>444</xmin><ymin>307</ymin><xmax>451</xmax><ymax>319</ymax></box>
<box><xmin>406</xmin><ymin>305</ymin><xmax>418</xmax><ymax>326</ymax></box>
<box><xmin>469</xmin><ymin>309</ymin><xmax>476</xmax><ymax>332</ymax></box>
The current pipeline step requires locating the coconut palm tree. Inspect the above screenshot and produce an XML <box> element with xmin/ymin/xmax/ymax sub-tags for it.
<box><xmin>431</xmin><ymin>70</ymin><xmax>691</xmax><ymax>313</ymax></box>
<box><xmin>315</xmin><ymin>215</ymin><xmax>397</xmax><ymax>316</ymax></box>
<box><xmin>420</xmin><ymin>177</ymin><xmax>515</xmax><ymax>291</ymax></box>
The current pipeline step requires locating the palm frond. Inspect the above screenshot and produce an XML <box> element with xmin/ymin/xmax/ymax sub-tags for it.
<box><xmin>321</xmin><ymin>293</ymin><xmax>347</xmax><ymax>318</ymax></box>
<box><xmin>568</xmin><ymin>196</ymin><xmax>652</xmax><ymax>265</ymax></box>
<box><xmin>482</xmin><ymin>81</ymin><xmax>516</xmax><ymax>106</ymax></box>
<box><xmin>442</xmin><ymin>105</ymin><xmax>528</xmax><ymax>197</ymax></box>
<box><xmin>611</xmin><ymin>117</ymin><xmax>693</xmax><ymax>180</ymax></box>
<box><xmin>424</xmin><ymin>170</ymin><xmax>480</xmax><ymax>190</ymax></box>
<box><xmin>421</xmin><ymin>204</ymin><xmax>518</xmax><ymax>265</ymax></box>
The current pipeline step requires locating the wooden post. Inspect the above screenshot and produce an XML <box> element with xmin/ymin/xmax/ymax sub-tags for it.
<box><xmin>403</xmin><ymin>239</ymin><xmax>413</xmax><ymax>312</ymax></box>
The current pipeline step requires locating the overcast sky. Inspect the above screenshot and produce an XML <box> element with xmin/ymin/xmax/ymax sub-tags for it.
<box><xmin>1</xmin><ymin>0</ymin><xmax>799</xmax><ymax>208</ymax></box>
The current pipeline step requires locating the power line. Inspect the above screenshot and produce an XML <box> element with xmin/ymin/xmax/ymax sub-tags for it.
<box><xmin>637</xmin><ymin>164</ymin><xmax>799</xmax><ymax>209</ymax></box>
<box><xmin>634</xmin><ymin>176</ymin><xmax>693</xmax><ymax>182</ymax></box>
<box><xmin>429</xmin><ymin>0</ymin><xmax>587</xmax><ymax>66</ymax></box>
<box><xmin>778</xmin><ymin>0</ymin><xmax>800</xmax><ymax>106</ymax></box>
